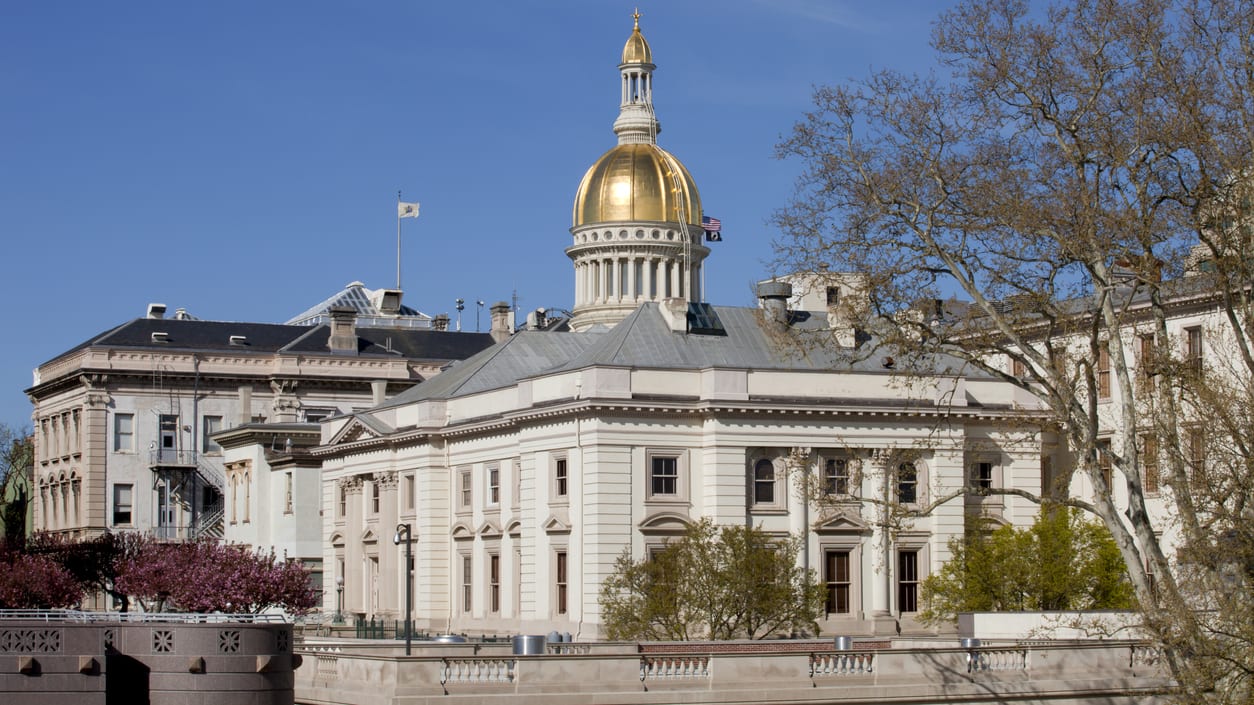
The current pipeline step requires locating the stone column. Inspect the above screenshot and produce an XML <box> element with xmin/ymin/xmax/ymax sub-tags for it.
<box><xmin>342</xmin><ymin>476</ymin><xmax>365</xmax><ymax>616</ymax></box>
<box><xmin>376</xmin><ymin>472</ymin><xmax>400</xmax><ymax>617</ymax></box>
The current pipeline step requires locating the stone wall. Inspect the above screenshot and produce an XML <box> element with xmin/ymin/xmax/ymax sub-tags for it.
<box><xmin>0</xmin><ymin>615</ymin><xmax>296</xmax><ymax>705</ymax></box>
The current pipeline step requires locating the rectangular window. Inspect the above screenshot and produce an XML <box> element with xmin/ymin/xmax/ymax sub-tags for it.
<box><xmin>489</xmin><ymin>554</ymin><xmax>501</xmax><ymax>613</ymax></box>
<box><xmin>462</xmin><ymin>555</ymin><xmax>473</xmax><ymax>613</ymax></box>
<box><xmin>555</xmin><ymin>551</ymin><xmax>568</xmax><ymax>615</ymax></box>
<box><xmin>896</xmin><ymin>462</ymin><xmax>917</xmax><ymax>504</ymax></box>
<box><xmin>1138</xmin><ymin>334</ymin><xmax>1156</xmax><ymax>381</ymax></box>
<box><xmin>971</xmin><ymin>461</ymin><xmax>994</xmax><ymax>490</ymax></box>
<box><xmin>202</xmin><ymin>415</ymin><xmax>223</xmax><ymax>453</ymax></box>
<box><xmin>1097</xmin><ymin>346</ymin><xmax>1111</xmax><ymax>399</ymax></box>
<box><xmin>825</xmin><ymin>286</ymin><xmax>840</xmax><ymax>306</ymax></box>
<box><xmin>1188</xmin><ymin>427</ymin><xmax>1206</xmax><ymax>491</ymax></box>
<box><xmin>1012</xmin><ymin>357</ymin><xmax>1027</xmax><ymax>379</ymax></box>
<box><xmin>338</xmin><ymin>485</ymin><xmax>346</xmax><ymax>518</ymax></box>
<box><xmin>824</xmin><ymin>549</ymin><xmax>851</xmax><ymax>615</ymax></box>
<box><xmin>487</xmin><ymin>466</ymin><xmax>500</xmax><ymax>505</ymax></box>
<box><xmin>753</xmin><ymin>459</ymin><xmax>776</xmax><ymax>505</ymax></box>
<box><xmin>898</xmin><ymin>550</ymin><xmax>919</xmax><ymax>613</ymax></box>
<box><xmin>371</xmin><ymin>481</ymin><xmax>380</xmax><ymax>514</ymax></box>
<box><xmin>459</xmin><ymin>469</ymin><xmax>472</xmax><ymax>509</ymax></box>
<box><xmin>114</xmin><ymin>413</ymin><xmax>134</xmax><ymax>452</ymax></box>
<box><xmin>554</xmin><ymin>457</ymin><xmax>568</xmax><ymax>497</ymax></box>
<box><xmin>112</xmin><ymin>484</ymin><xmax>133</xmax><ymax>525</ymax></box>
<box><xmin>1186</xmin><ymin>326</ymin><xmax>1203</xmax><ymax>372</ymax></box>
<box><xmin>1141</xmin><ymin>434</ymin><xmax>1158</xmax><ymax>494</ymax></box>
<box><xmin>284</xmin><ymin>472</ymin><xmax>293</xmax><ymax>514</ymax></box>
<box><xmin>1097</xmin><ymin>441</ymin><xmax>1113</xmax><ymax>491</ymax></box>
<box><xmin>650</xmin><ymin>456</ymin><xmax>679</xmax><ymax>496</ymax></box>
<box><xmin>403</xmin><ymin>474</ymin><xmax>415</xmax><ymax>511</ymax></box>
<box><xmin>823</xmin><ymin>458</ymin><xmax>850</xmax><ymax>496</ymax></box>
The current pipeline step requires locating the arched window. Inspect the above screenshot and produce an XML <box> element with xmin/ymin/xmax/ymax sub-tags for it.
<box><xmin>753</xmin><ymin>459</ymin><xmax>776</xmax><ymax>505</ymax></box>
<box><xmin>896</xmin><ymin>462</ymin><xmax>918</xmax><ymax>505</ymax></box>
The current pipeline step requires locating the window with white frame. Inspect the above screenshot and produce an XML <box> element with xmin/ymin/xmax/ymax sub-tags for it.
<box><xmin>114</xmin><ymin>413</ymin><xmax>134</xmax><ymax>452</ymax></box>
<box><xmin>283</xmin><ymin>472</ymin><xmax>293</xmax><ymax>514</ymax></box>
<box><xmin>461</xmin><ymin>554</ymin><xmax>473</xmax><ymax>613</ymax></box>
<box><xmin>487</xmin><ymin>466</ymin><xmax>500</xmax><ymax>506</ymax></box>
<box><xmin>897</xmin><ymin>549</ymin><xmax>920</xmax><ymax>613</ymax></box>
<box><xmin>488</xmin><ymin>553</ymin><xmax>501</xmax><ymax>613</ymax></box>
<box><xmin>554</xmin><ymin>456</ymin><xmax>569</xmax><ymax>499</ymax></box>
<box><xmin>370</xmin><ymin>480</ymin><xmax>380</xmax><ymax>514</ymax></box>
<box><xmin>752</xmin><ymin>458</ymin><xmax>776</xmax><ymax>506</ymax></box>
<box><xmin>202</xmin><ymin>415</ymin><xmax>223</xmax><ymax>454</ymax></box>
<box><xmin>555</xmin><ymin>550</ymin><xmax>568</xmax><ymax>615</ymax></box>
<box><xmin>458</xmin><ymin>468</ymin><xmax>472</xmax><ymax>510</ymax></box>
<box><xmin>824</xmin><ymin>549</ymin><xmax>851</xmax><ymax>615</ymax></box>
<box><xmin>403</xmin><ymin>474</ymin><xmax>415</xmax><ymax>511</ymax></box>
<box><xmin>823</xmin><ymin>457</ymin><xmax>852</xmax><ymax>496</ymax></box>
<box><xmin>112</xmin><ymin>484</ymin><xmax>133</xmax><ymax>526</ymax></box>
<box><xmin>652</xmin><ymin>456</ymin><xmax>678</xmax><ymax>495</ymax></box>
<box><xmin>896</xmin><ymin>461</ymin><xmax>919</xmax><ymax>505</ymax></box>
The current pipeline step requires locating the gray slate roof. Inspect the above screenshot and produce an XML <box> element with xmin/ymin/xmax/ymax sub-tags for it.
<box><xmin>39</xmin><ymin>318</ymin><xmax>494</xmax><ymax>368</ymax></box>
<box><xmin>384</xmin><ymin>302</ymin><xmax>980</xmax><ymax>405</ymax></box>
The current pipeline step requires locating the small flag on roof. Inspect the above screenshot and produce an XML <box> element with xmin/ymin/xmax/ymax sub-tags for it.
<box><xmin>702</xmin><ymin>215</ymin><xmax>722</xmax><ymax>241</ymax></box>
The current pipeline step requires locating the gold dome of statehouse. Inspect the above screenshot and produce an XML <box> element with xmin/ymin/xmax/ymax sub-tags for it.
<box><xmin>572</xmin><ymin>143</ymin><xmax>702</xmax><ymax>228</ymax></box>
<box><xmin>621</xmin><ymin>17</ymin><xmax>652</xmax><ymax>64</ymax></box>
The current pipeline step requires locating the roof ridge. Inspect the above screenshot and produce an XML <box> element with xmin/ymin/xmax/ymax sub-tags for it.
<box><xmin>280</xmin><ymin>324</ymin><xmax>328</xmax><ymax>353</ymax></box>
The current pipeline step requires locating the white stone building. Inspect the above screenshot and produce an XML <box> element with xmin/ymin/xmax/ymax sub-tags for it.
<box><xmin>312</xmin><ymin>18</ymin><xmax>1048</xmax><ymax>638</ymax></box>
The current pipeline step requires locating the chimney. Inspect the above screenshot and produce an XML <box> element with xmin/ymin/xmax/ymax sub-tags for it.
<box><xmin>659</xmin><ymin>298</ymin><xmax>689</xmax><ymax>333</ymax></box>
<box><xmin>147</xmin><ymin>303</ymin><xmax>167</xmax><ymax>319</ymax></box>
<box><xmin>371</xmin><ymin>380</ymin><xmax>388</xmax><ymax>406</ymax></box>
<box><xmin>756</xmin><ymin>281</ymin><xmax>793</xmax><ymax>327</ymax></box>
<box><xmin>327</xmin><ymin>306</ymin><xmax>358</xmax><ymax>355</ymax></box>
<box><xmin>489</xmin><ymin>301</ymin><xmax>512</xmax><ymax>343</ymax></box>
<box><xmin>432</xmin><ymin>314</ymin><xmax>450</xmax><ymax>332</ymax></box>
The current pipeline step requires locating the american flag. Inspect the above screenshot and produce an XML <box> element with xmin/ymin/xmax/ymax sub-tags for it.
<box><xmin>702</xmin><ymin>215</ymin><xmax>722</xmax><ymax>241</ymax></box>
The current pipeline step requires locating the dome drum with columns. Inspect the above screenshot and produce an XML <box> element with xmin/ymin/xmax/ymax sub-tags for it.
<box><xmin>568</xmin><ymin>13</ymin><xmax>710</xmax><ymax>332</ymax></box>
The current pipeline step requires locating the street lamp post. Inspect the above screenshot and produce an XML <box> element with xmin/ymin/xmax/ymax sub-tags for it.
<box><xmin>393</xmin><ymin>523</ymin><xmax>413</xmax><ymax>655</ymax></box>
<box><xmin>334</xmin><ymin>575</ymin><xmax>344</xmax><ymax>625</ymax></box>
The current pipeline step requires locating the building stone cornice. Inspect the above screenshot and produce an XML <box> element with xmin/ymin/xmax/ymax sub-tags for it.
<box><xmin>314</xmin><ymin>395</ymin><xmax>1047</xmax><ymax>459</ymax></box>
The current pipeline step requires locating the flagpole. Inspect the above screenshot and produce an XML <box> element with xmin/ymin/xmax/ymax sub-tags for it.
<box><xmin>396</xmin><ymin>190</ymin><xmax>402</xmax><ymax>290</ymax></box>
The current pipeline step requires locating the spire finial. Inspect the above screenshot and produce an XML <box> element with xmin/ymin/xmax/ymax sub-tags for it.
<box><xmin>633</xmin><ymin>8</ymin><xmax>641</xmax><ymax>30</ymax></box>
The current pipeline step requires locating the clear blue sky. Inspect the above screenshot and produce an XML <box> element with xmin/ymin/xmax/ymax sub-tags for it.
<box><xmin>0</xmin><ymin>0</ymin><xmax>952</xmax><ymax>431</ymax></box>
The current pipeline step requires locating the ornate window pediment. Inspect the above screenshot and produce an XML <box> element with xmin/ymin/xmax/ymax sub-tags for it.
<box><xmin>637</xmin><ymin>511</ymin><xmax>691</xmax><ymax>535</ymax></box>
<box><xmin>542</xmin><ymin>515</ymin><xmax>572</xmax><ymax>534</ymax></box>
<box><xmin>813</xmin><ymin>510</ymin><xmax>872</xmax><ymax>535</ymax></box>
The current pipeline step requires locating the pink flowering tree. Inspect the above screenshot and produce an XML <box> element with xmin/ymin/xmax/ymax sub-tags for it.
<box><xmin>113</xmin><ymin>538</ymin><xmax>317</xmax><ymax>615</ymax></box>
<box><xmin>0</xmin><ymin>551</ymin><xmax>82</xmax><ymax>609</ymax></box>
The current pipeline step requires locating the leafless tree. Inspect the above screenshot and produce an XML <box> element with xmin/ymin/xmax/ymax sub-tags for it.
<box><xmin>774</xmin><ymin>1</ymin><xmax>1254</xmax><ymax>701</ymax></box>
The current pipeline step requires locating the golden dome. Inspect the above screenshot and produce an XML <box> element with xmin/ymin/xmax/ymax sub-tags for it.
<box><xmin>621</xmin><ymin>14</ymin><xmax>653</xmax><ymax>65</ymax></box>
<box><xmin>572</xmin><ymin>143</ymin><xmax>702</xmax><ymax>228</ymax></box>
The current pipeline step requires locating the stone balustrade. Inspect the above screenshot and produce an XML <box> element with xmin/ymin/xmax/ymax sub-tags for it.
<box><xmin>294</xmin><ymin>638</ymin><xmax>1174</xmax><ymax>705</ymax></box>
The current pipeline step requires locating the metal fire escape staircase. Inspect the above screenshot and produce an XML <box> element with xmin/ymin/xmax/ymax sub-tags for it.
<box><xmin>147</xmin><ymin>364</ymin><xmax>226</xmax><ymax>540</ymax></box>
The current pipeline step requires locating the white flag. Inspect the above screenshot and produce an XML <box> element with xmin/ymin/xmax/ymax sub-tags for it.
<box><xmin>398</xmin><ymin>201</ymin><xmax>420</xmax><ymax>218</ymax></box>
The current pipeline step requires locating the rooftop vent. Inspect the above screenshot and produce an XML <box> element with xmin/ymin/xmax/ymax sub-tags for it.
<box><xmin>229</xmin><ymin>335</ymin><xmax>248</xmax><ymax>346</ymax></box>
<box><xmin>147</xmin><ymin>303</ymin><xmax>167</xmax><ymax>320</ymax></box>
<box><xmin>151</xmin><ymin>332</ymin><xmax>170</xmax><ymax>344</ymax></box>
